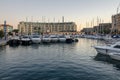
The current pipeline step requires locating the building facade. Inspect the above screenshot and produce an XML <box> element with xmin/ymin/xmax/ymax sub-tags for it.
<box><xmin>81</xmin><ymin>23</ymin><xmax>112</xmax><ymax>35</ymax></box>
<box><xmin>81</xmin><ymin>28</ymin><xmax>94</xmax><ymax>34</ymax></box>
<box><xmin>0</xmin><ymin>24</ymin><xmax>13</xmax><ymax>33</ymax></box>
<box><xmin>112</xmin><ymin>13</ymin><xmax>120</xmax><ymax>33</ymax></box>
<box><xmin>18</xmin><ymin>22</ymin><xmax>77</xmax><ymax>34</ymax></box>
<box><xmin>93</xmin><ymin>23</ymin><xmax>112</xmax><ymax>34</ymax></box>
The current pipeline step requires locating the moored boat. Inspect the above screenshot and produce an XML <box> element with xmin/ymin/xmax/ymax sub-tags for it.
<box><xmin>94</xmin><ymin>41</ymin><xmax>120</xmax><ymax>55</ymax></box>
<box><xmin>65</xmin><ymin>35</ymin><xmax>73</xmax><ymax>43</ymax></box>
<box><xmin>8</xmin><ymin>36</ymin><xmax>20</xmax><ymax>46</ymax></box>
<box><xmin>73</xmin><ymin>38</ymin><xmax>79</xmax><ymax>42</ymax></box>
<box><xmin>58</xmin><ymin>35</ymin><xmax>66</xmax><ymax>43</ymax></box>
<box><xmin>42</xmin><ymin>35</ymin><xmax>51</xmax><ymax>43</ymax></box>
<box><xmin>49</xmin><ymin>35</ymin><xmax>59</xmax><ymax>43</ymax></box>
<box><xmin>30</xmin><ymin>35</ymin><xmax>41</xmax><ymax>44</ymax></box>
<box><xmin>21</xmin><ymin>35</ymin><xmax>31</xmax><ymax>45</ymax></box>
<box><xmin>109</xmin><ymin>52</ymin><xmax>120</xmax><ymax>61</ymax></box>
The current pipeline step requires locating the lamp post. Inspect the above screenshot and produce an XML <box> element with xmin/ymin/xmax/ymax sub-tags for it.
<box><xmin>4</xmin><ymin>20</ymin><xmax>7</xmax><ymax>40</ymax></box>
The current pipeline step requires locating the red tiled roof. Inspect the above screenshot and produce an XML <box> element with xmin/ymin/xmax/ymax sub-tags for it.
<box><xmin>0</xmin><ymin>24</ymin><xmax>13</xmax><ymax>27</ymax></box>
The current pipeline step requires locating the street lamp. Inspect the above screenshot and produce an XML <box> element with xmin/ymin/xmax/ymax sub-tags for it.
<box><xmin>4</xmin><ymin>20</ymin><xmax>7</xmax><ymax>40</ymax></box>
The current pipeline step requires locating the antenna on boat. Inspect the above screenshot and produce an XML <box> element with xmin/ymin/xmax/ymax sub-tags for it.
<box><xmin>42</xmin><ymin>16</ymin><xmax>43</xmax><ymax>22</ymax></box>
<box><xmin>53</xmin><ymin>17</ymin><xmax>55</xmax><ymax>22</ymax></box>
<box><xmin>97</xmin><ymin>16</ymin><xmax>99</xmax><ymax>26</ymax></box>
<box><xmin>31</xmin><ymin>16</ymin><xmax>33</xmax><ymax>22</ymax></box>
<box><xmin>62</xmin><ymin>16</ymin><xmax>64</xmax><ymax>23</ymax></box>
<box><xmin>44</xmin><ymin>16</ymin><xmax>46</xmax><ymax>23</ymax></box>
<box><xmin>26</xmin><ymin>17</ymin><xmax>28</xmax><ymax>22</ymax></box>
<box><xmin>48</xmin><ymin>18</ymin><xmax>50</xmax><ymax>23</ymax></box>
<box><xmin>92</xmin><ymin>18</ymin><xmax>94</xmax><ymax>27</ymax></box>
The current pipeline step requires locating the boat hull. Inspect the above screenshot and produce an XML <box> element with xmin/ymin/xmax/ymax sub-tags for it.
<box><xmin>109</xmin><ymin>53</ymin><xmax>120</xmax><ymax>61</ymax></box>
<box><xmin>66</xmin><ymin>38</ymin><xmax>73</xmax><ymax>43</ymax></box>
<box><xmin>94</xmin><ymin>47</ymin><xmax>108</xmax><ymax>55</ymax></box>
<box><xmin>31</xmin><ymin>39</ymin><xmax>41</xmax><ymax>44</ymax></box>
<box><xmin>58</xmin><ymin>38</ymin><xmax>66</xmax><ymax>43</ymax></box>
<box><xmin>21</xmin><ymin>40</ymin><xmax>31</xmax><ymax>45</ymax></box>
<box><xmin>8</xmin><ymin>39</ymin><xmax>20</xmax><ymax>46</ymax></box>
<box><xmin>42</xmin><ymin>38</ymin><xmax>51</xmax><ymax>43</ymax></box>
<box><xmin>50</xmin><ymin>38</ymin><xmax>58</xmax><ymax>43</ymax></box>
<box><xmin>32</xmin><ymin>40</ymin><xmax>41</xmax><ymax>44</ymax></box>
<box><xmin>94</xmin><ymin>46</ymin><xmax>120</xmax><ymax>55</ymax></box>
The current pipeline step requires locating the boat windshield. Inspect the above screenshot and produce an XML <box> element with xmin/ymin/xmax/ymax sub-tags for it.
<box><xmin>59</xmin><ymin>35</ymin><xmax>65</xmax><ymax>38</ymax></box>
<box><xmin>32</xmin><ymin>36</ymin><xmax>39</xmax><ymax>38</ymax></box>
<box><xmin>51</xmin><ymin>37</ymin><xmax>57</xmax><ymax>38</ymax></box>
<box><xmin>43</xmin><ymin>36</ymin><xmax>49</xmax><ymax>38</ymax></box>
<box><xmin>23</xmin><ymin>36</ymin><xmax>29</xmax><ymax>38</ymax></box>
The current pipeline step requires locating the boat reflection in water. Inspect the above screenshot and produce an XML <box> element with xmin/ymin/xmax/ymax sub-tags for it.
<box><xmin>30</xmin><ymin>44</ymin><xmax>40</xmax><ymax>49</ymax></box>
<box><xmin>94</xmin><ymin>53</ymin><xmax>120</xmax><ymax>70</ymax></box>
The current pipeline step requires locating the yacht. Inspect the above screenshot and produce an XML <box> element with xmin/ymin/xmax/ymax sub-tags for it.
<box><xmin>49</xmin><ymin>35</ymin><xmax>59</xmax><ymax>43</ymax></box>
<box><xmin>94</xmin><ymin>41</ymin><xmax>120</xmax><ymax>55</ymax></box>
<box><xmin>30</xmin><ymin>35</ymin><xmax>41</xmax><ymax>44</ymax></box>
<box><xmin>58</xmin><ymin>35</ymin><xmax>66</xmax><ymax>43</ymax></box>
<box><xmin>21</xmin><ymin>35</ymin><xmax>31</xmax><ymax>45</ymax></box>
<box><xmin>42</xmin><ymin>35</ymin><xmax>51</xmax><ymax>43</ymax></box>
<box><xmin>109</xmin><ymin>52</ymin><xmax>120</xmax><ymax>61</ymax></box>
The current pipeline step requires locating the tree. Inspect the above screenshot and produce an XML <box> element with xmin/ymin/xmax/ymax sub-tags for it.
<box><xmin>103</xmin><ymin>29</ymin><xmax>111</xmax><ymax>34</ymax></box>
<box><xmin>12</xmin><ymin>29</ymin><xmax>19</xmax><ymax>33</ymax></box>
<box><xmin>8</xmin><ymin>32</ymin><xmax>13</xmax><ymax>36</ymax></box>
<box><xmin>0</xmin><ymin>30</ymin><xmax>4</xmax><ymax>38</ymax></box>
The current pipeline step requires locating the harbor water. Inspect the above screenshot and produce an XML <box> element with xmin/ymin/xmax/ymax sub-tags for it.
<box><xmin>0</xmin><ymin>38</ymin><xmax>120</xmax><ymax>80</ymax></box>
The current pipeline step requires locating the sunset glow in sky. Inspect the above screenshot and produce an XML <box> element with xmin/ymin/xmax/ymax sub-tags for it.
<box><xmin>0</xmin><ymin>0</ymin><xmax>120</xmax><ymax>30</ymax></box>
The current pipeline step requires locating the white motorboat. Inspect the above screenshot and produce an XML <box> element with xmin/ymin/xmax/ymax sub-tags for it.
<box><xmin>109</xmin><ymin>52</ymin><xmax>120</xmax><ymax>61</ymax></box>
<box><xmin>30</xmin><ymin>35</ymin><xmax>41</xmax><ymax>44</ymax></box>
<box><xmin>49</xmin><ymin>35</ymin><xmax>59</xmax><ymax>43</ymax></box>
<box><xmin>42</xmin><ymin>35</ymin><xmax>51</xmax><ymax>43</ymax></box>
<box><xmin>58</xmin><ymin>35</ymin><xmax>66</xmax><ymax>42</ymax></box>
<box><xmin>21</xmin><ymin>35</ymin><xmax>31</xmax><ymax>45</ymax></box>
<box><xmin>94</xmin><ymin>41</ymin><xmax>120</xmax><ymax>55</ymax></box>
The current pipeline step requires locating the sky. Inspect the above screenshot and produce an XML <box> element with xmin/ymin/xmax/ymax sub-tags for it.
<box><xmin>0</xmin><ymin>0</ymin><xmax>120</xmax><ymax>30</ymax></box>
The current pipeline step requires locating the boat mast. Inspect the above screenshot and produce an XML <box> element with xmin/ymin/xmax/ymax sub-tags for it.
<box><xmin>117</xmin><ymin>3</ymin><xmax>120</xmax><ymax>14</ymax></box>
<box><xmin>26</xmin><ymin>17</ymin><xmax>28</xmax><ymax>35</ymax></box>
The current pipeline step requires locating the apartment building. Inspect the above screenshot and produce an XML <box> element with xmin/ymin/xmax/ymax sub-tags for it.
<box><xmin>112</xmin><ymin>13</ymin><xmax>120</xmax><ymax>33</ymax></box>
<box><xmin>18</xmin><ymin>21</ymin><xmax>77</xmax><ymax>34</ymax></box>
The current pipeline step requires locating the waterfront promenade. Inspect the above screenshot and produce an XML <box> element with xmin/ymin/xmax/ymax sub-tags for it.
<box><xmin>0</xmin><ymin>39</ymin><xmax>7</xmax><ymax>46</ymax></box>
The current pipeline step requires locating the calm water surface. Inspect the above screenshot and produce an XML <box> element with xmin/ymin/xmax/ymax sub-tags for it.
<box><xmin>0</xmin><ymin>39</ymin><xmax>120</xmax><ymax>80</ymax></box>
